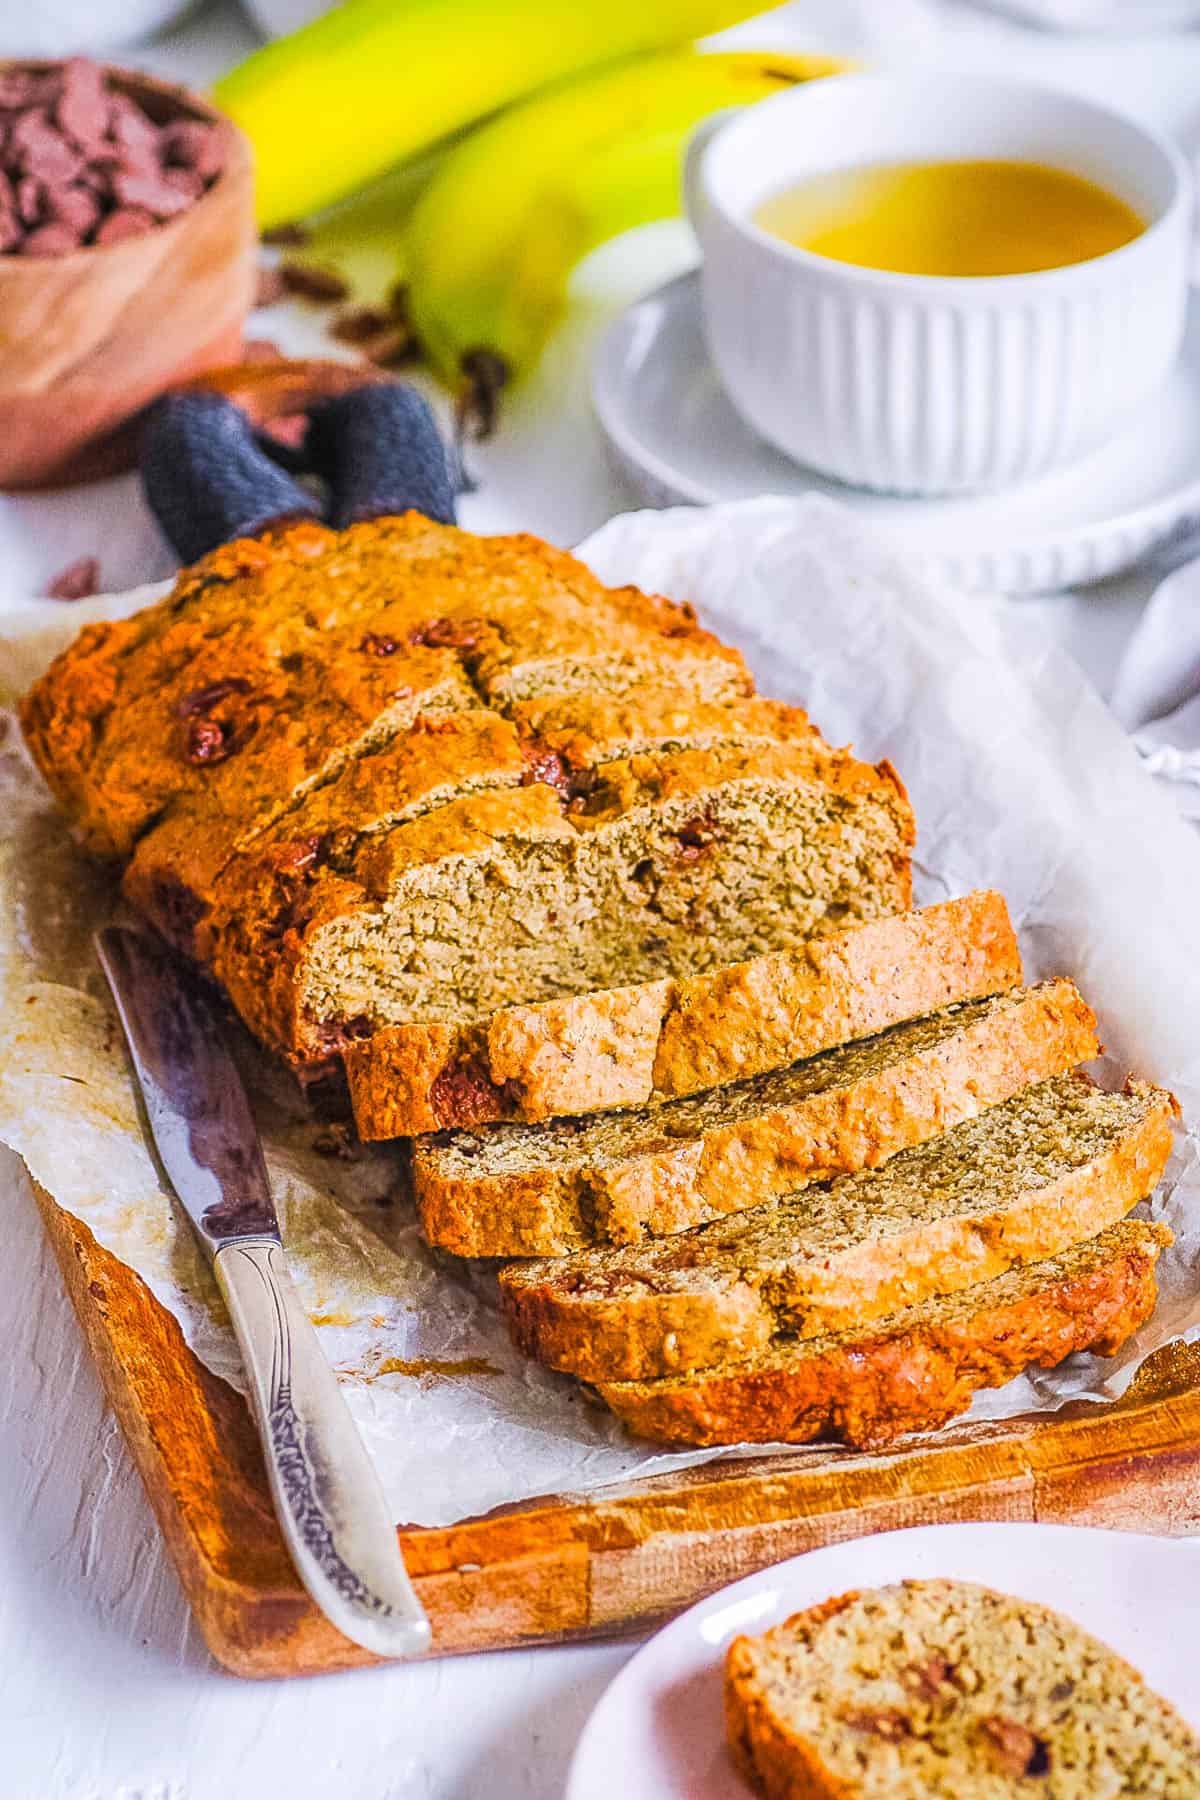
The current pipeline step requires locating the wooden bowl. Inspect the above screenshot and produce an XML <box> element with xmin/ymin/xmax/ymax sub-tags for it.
<box><xmin>0</xmin><ymin>63</ymin><xmax>256</xmax><ymax>489</ymax></box>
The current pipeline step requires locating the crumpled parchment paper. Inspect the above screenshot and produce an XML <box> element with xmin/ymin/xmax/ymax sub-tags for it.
<box><xmin>3</xmin><ymin>495</ymin><xmax>1199</xmax><ymax>1528</ymax></box>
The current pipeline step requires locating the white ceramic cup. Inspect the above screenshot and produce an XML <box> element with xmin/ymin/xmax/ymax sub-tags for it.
<box><xmin>686</xmin><ymin>74</ymin><xmax>1193</xmax><ymax>495</ymax></box>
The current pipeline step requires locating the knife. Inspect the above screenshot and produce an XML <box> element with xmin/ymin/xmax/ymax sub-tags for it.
<box><xmin>95</xmin><ymin>924</ymin><xmax>432</xmax><ymax>1660</ymax></box>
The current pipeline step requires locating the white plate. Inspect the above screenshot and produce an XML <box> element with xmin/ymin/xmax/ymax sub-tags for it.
<box><xmin>592</xmin><ymin>272</ymin><xmax>1200</xmax><ymax>594</ymax></box>
<box><xmin>565</xmin><ymin>1522</ymin><xmax>1200</xmax><ymax>1800</ymax></box>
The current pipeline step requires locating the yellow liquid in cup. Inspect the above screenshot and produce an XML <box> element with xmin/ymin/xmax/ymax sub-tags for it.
<box><xmin>753</xmin><ymin>159</ymin><xmax>1145</xmax><ymax>277</ymax></box>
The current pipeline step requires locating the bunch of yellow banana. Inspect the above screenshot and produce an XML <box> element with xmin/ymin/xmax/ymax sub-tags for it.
<box><xmin>215</xmin><ymin>0</ymin><xmax>766</xmax><ymax>227</ymax></box>
<box><xmin>400</xmin><ymin>48</ymin><xmax>841</xmax><ymax>433</ymax></box>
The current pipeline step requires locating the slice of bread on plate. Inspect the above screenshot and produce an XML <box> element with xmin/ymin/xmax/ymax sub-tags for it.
<box><xmin>725</xmin><ymin>1572</ymin><xmax>1200</xmax><ymax>1797</ymax></box>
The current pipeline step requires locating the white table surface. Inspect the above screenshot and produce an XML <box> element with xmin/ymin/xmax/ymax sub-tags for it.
<box><xmin>5</xmin><ymin>6</ymin><xmax>1200</xmax><ymax>1798</ymax></box>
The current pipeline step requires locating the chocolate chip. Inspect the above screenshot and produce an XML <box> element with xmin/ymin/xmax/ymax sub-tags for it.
<box><xmin>94</xmin><ymin>206</ymin><xmax>156</xmax><ymax>246</ymax></box>
<box><xmin>408</xmin><ymin>616</ymin><xmax>486</xmax><ymax>650</ymax></box>
<box><xmin>44</xmin><ymin>182</ymin><xmax>99</xmax><ymax>236</ymax></box>
<box><xmin>56</xmin><ymin>57</ymin><xmax>111</xmax><ymax>155</ymax></box>
<box><xmin>8</xmin><ymin>111</ymin><xmax>84</xmax><ymax>186</ymax></box>
<box><xmin>45</xmin><ymin>555</ymin><xmax>100</xmax><ymax>600</ymax></box>
<box><xmin>163</xmin><ymin>166</ymin><xmax>205</xmax><ymax>204</ymax></box>
<box><xmin>431</xmin><ymin>1056</ymin><xmax>520</xmax><ymax>1128</ymax></box>
<box><xmin>108</xmin><ymin>92</ymin><xmax>160</xmax><ymax>163</ymax></box>
<box><xmin>177</xmin><ymin>677</ymin><xmax>252</xmax><ymax>717</ymax></box>
<box><xmin>675</xmin><ymin>811</ymin><xmax>719</xmax><ymax>860</ymax></box>
<box><xmin>260</xmin><ymin>220</ymin><xmax>309</xmax><ymax>247</ymax></box>
<box><xmin>363</xmin><ymin>325</ymin><xmax>417</xmax><ymax>367</ymax></box>
<box><xmin>183</xmin><ymin>716</ymin><xmax>233</xmax><ymax>764</ymax></box>
<box><xmin>520</xmin><ymin>744</ymin><xmax>572</xmax><ymax>799</ymax></box>
<box><xmin>279</xmin><ymin>260</ymin><xmax>349</xmax><ymax>303</ymax></box>
<box><xmin>275</xmin><ymin>834</ymin><xmax>324</xmax><ymax>875</ymax></box>
<box><xmin>328</xmin><ymin>304</ymin><xmax>391</xmax><ymax>345</ymax></box>
<box><xmin>0</xmin><ymin>71</ymin><xmax>48</xmax><ymax>111</ymax></box>
<box><xmin>254</xmin><ymin>264</ymin><xmax>286</xmax><ymax>307</ymax></box>
<box><xmin>160</xmin><ymin>119</ymin><xmax>223</xmax><ymax>182</ymax></box>
<box><xmin>109</xmin><ymin>165</ymin><xmax>195</xmax><ymax>219</ymax></box>
<box><xmin>15</xmin><ymin>174</ymin><xmax>41</xmax><ymax>225</ymax></box>
<box><xmin>19</xmin><ymin>222</ymin><xmax>80</xmax><ymax>256</ymax></box>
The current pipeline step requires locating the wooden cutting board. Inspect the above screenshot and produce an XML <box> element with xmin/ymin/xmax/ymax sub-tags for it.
<box><xmin>36</xmin><ymin>1179</ymin><xmax>1200</xmax><ymax>1679</ymax></box>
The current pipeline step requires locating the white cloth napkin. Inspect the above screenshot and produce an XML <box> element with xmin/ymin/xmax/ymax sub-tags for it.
<box><xmin>1110</xmin><ymin>557</ymin><xmax>1200</xmax><ymax>820</ymax></box>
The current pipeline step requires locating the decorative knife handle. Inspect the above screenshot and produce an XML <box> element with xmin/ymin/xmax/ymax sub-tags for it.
<box><xmin>213</xmin><ymin>1237</ymin><xmax>431</xmax><ymax>1659</ymax></box>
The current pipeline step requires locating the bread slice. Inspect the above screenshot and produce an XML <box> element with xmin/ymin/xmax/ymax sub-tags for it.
<box><xmin>598</xmin><ymin>1220</ymin><xmax>1170</xmax><ymax>1448</ymax></box>
<box><xmin>347</xmin><ymin>890</ymin><xmax>1017</xmax><ymax>1139</ymax></box>
<box><xmin>500</xmin><ymin>1077</ymin><xmax>1175</xmax><ymax>1381</ymax></box>
<box><xmin>200</xmin><ymin>732</ymin><xmax>913</xmax><ymax>1069</ymax></box>
<box><xmin>725</xmin><ymin>1572</ymin><xmax>1200</xmax><ymax>1797</ymax></box>
<box><xmin>124</xmin><ymin>685</ymin><xmax>828</xmax><ymax>955</ymax></box>
<box><xmin>414</xmin><ymin>979</ymin><xmax>1098</xmax><ymax>1256</ymax></box>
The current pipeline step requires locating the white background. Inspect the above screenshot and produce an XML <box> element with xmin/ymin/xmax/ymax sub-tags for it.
<box><xmin>5</xmin><ymin>4</ymin><xmax>1200</xmax><ymax>1797</ymax></box>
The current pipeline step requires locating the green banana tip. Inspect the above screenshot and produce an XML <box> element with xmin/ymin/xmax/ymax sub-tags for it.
<box><xmin>456</xmin><ymin>348</ymin><xmax>512</xmax><ymax>441</ymax></box>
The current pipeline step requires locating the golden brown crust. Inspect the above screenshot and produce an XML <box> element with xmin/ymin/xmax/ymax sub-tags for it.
<box><xmin>598</xmin><ymin>1221</ymin><xmax>1170</xmax><ymax>1449</ymax></box>
<box><xmin>726</xmin><ymin>1617</ymin><xmax>860</xmax><ymax>1800</ymax></box>
<box><xmin>19</xmin><ymin>513</ymin><xmax>750</xmax><ymax>862</ymax></box>
<box><xmin>413</xmin><ymin>980</ymin><xmax>1099</xmax><ymax>1257</ymax></box>
<box><xmin>348</xmin><ymin>893</ymin><xmax>1017</xmax><ymax>1140</ymax></box>
<box><xmin>499</xmin><ymin>1081</ymin><xmax>1176</xmax><ymax>1382</ymax></box>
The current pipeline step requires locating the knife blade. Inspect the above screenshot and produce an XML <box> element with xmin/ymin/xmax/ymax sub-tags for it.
<box><xmin>96</xmin><ymin>924</ymin><xmax>431</xmax><ymax>1661</ymax></box>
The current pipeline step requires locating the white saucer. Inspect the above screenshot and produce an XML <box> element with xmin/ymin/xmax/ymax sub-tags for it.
<box><xmin>592</xmin><ymin>272</ymin><xmax>1200</xmax><ymax>595</ymax></box>
<box><xmin>565</xmin><ymin>1522</ymin><xmax>1200</xmax><ymax>1800</ymax></box>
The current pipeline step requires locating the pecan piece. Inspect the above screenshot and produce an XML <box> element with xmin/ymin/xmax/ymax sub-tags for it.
<box><xmin>901</xmin><ymin>1655</ymin><xmax>956</xmax><ymax>1702</ymax></box>
<box><xmin>360</xmin><ymin>632</ymin><xmax>400</xmax><ymax>656</ymax></box>
<box><xmin>979</xmin><ymin>1716</ymin><xmax>1051</xmax><ymax>1777</ymax></box>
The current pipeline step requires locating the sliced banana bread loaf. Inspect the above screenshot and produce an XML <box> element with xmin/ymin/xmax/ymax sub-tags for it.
<box><xmin>347</xmin><ymin>890</ymin><xmax>1016</xmax><ymax>1138</ymax></box>
<box><xmin>500</xmin><ymin>1077</ymin><xmax>1176</xmax><ymax>1381</ymax></box>
<box><xmin>600</xmin><ymin>1220</ymin><xmax>1170</xmax><ymax>1448</ymax></box>
<box><xmin>725</xmin><ymin>1571</ymin><xmax>1199</xmax><ymax>1796</ymax></box>
<box><xmin>414</xmin><ymin>979</ymin><xmax>1098</xmax><ymax>1255</ymax></box>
